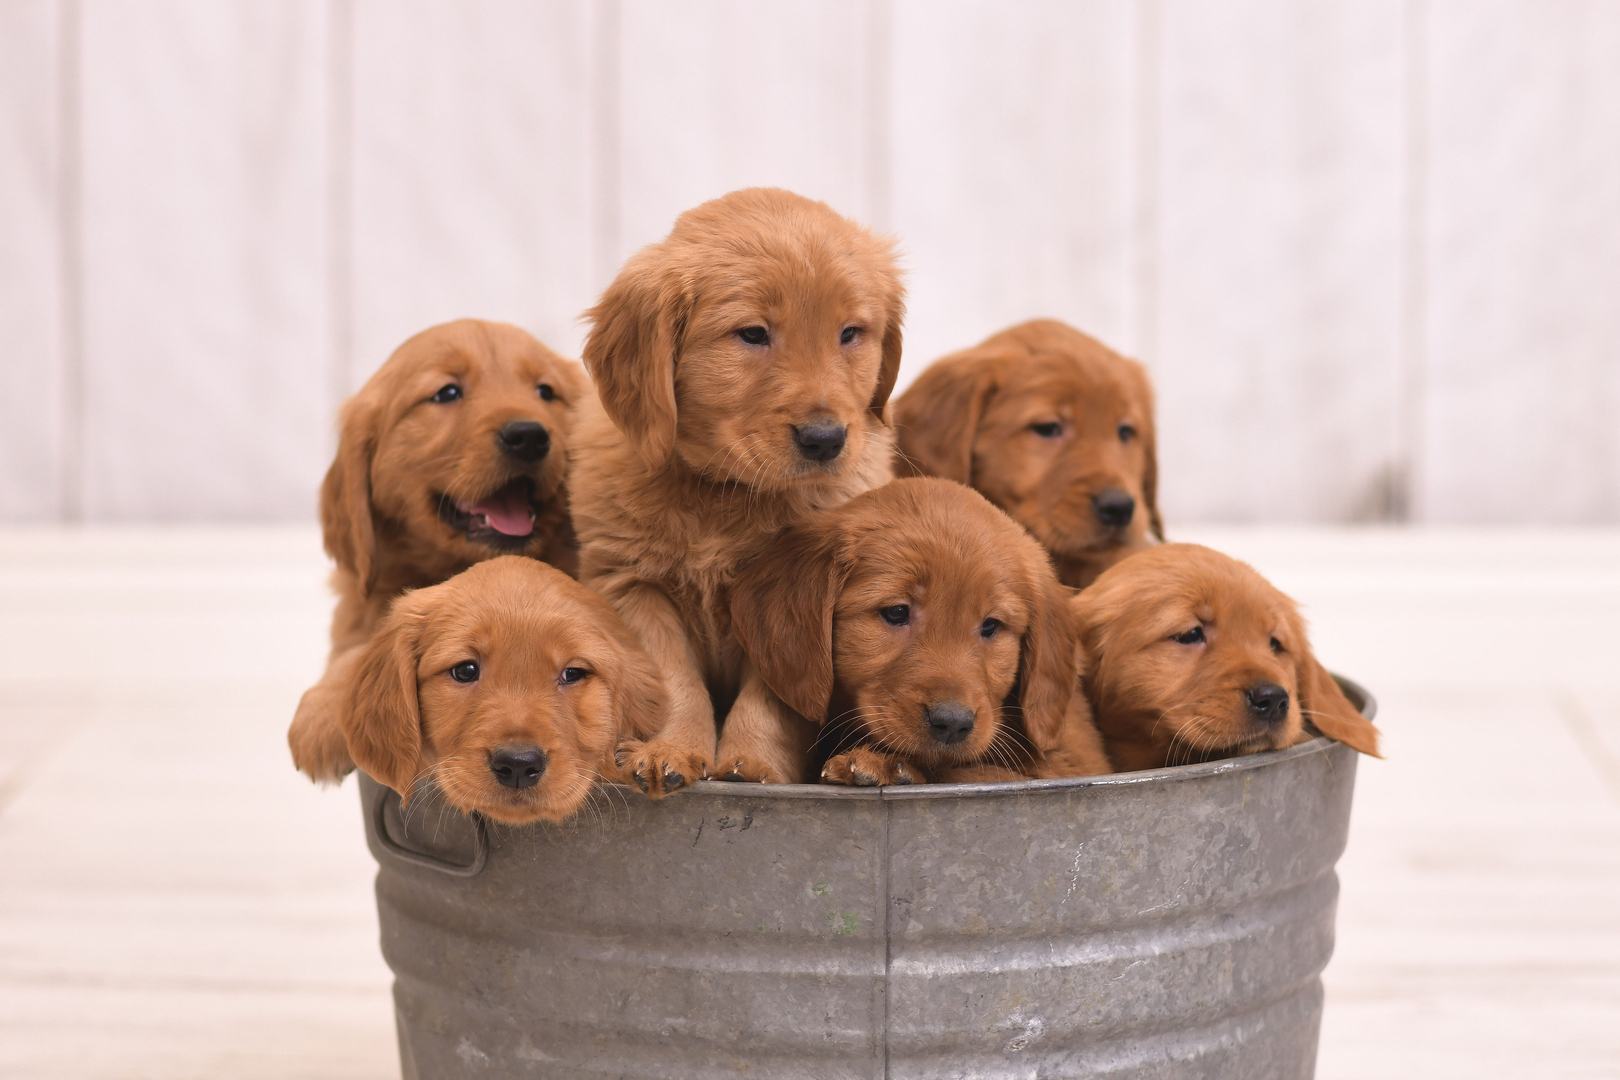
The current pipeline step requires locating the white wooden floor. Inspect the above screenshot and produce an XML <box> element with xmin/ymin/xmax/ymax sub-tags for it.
<box><xmin>1</xmin><ymin>526</ymin><xmax>1616</xmax><ymax>1079</ymax></box>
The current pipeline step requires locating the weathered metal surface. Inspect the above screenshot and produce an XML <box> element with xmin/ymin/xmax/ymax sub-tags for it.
<box><xmin>359</xmin><ymin>680</ymin><xmax>1375</xmax><ymax>1079</ymax></box>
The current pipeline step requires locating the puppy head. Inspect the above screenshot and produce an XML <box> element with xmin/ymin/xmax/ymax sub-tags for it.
<box><xmin>1073</xmin><ymin>543</ymin><xmax>1380</xmax><ymax>769</ymax></box>
<box><xmin>584</xmin><ymin>188</ymin><xmax>905</xmax><ymax>486</ymax></box>
<box><xmin>339</xmin><ymin>556</ymin><xmax>666</xmax><ymax>823</ymax></box>
<box><xmin>731</xmin><ymin>478</ymin><xmax>1076</xmax><ymax>772</ymax></box>
<box><xmin>322</xmin><ymin>319</ymin><xmax>587</xmax><ymax>594</ymax></box>
<box><xmin>894</xmin><ymin>320</ymin><xmax>1159</xmax><ymax>586</ymax></box>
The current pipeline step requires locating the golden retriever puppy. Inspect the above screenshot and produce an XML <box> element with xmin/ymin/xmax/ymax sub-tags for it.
<box><xmin>1072</xmin><ymin>543</ymin><xmax>1381</xmax><ymax>772</ymax></box>
<box><xmin>893</xmin><ymin>319</ymin><xmax>1161</xmax><ymax>589</ymax></box>
<box><xmin>730</xmin><ymin>478</ymin><xmax>1111</xmax><ymax>785</ymax></box>
<box><xmin>340</xmin><ymin>556</ymin><xmax>666</xmax><ymax>824</ymax></box>
<box><xmin>572</xmin><ymin>188</ymin><xmax>905</xmax><ymax>795</ymax></box>
<box><xmin>289</xmin><ymin>319</ymin><xmax>588</xmax><ymax>783</ymax></box>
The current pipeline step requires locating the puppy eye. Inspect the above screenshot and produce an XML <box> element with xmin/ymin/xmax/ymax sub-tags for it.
<box><xmin>979</xmin><ymin>617</ymin><xmax>1001</xmax><ymax>639</ymax></box>
<box><xmin>537</xmin><ymin>383</ymin><xmax>556</xmax><ymax>402</ymax></box>
<box><xmin>431</xmin><ymin>384</ymin><xmax>463</xmax><ymax>404</ymax></box>
<box><xmin>449</xmin><ymin>660</ymin><xmax>480</xmax><ymax>682</ymax></box>
<box><xmin>1270</xmin><ymin>636</ymin><xmax>1284</xmax><ymax>654</ymax></box>
<box><xmin>559</xmin><ymin>666</ymin><xmax>589</xmax><ymax>685</ymax></box>
<box><xmin>736</xmin><ymin>326</ymin><xmax>769</xmax><ymax>346</ymax></box>
<box><xmin>1118</xmin><ymin>423</ymin><xmax>1137</xmax><ymax>443</ymax></box>
<box><xmin>840</xmin><ymin>326</ymin><xmax>861</xmax><ymax>346</ymax></box>
<box><xmin>879</xmin><ymin>605</ymin><xmax>910</xmax><ymax>627</ymax></box>
<box><xmin>1030</xmin><ymin>421</ymin><xmax>1062</xmax><ymax>439</ymax></box>
<box><xmin>1172</xmin><ymin>626</ymin><xmax>1205</xmax><ymax>645</ymax></box>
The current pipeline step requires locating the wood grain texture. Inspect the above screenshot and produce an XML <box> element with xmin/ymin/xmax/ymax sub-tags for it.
<box><xmin>888</xmin><ymin>0</ymin><xmax>1136</xmax><ymax>388</ymax></box>
<box><xmin>1152</xmin><ymin>0</ymin><xmax>1406</xmax><ymax>525</ymax></box>
<box><xmin>1419</xmin><ymin>0</ymin><xmax>1620</xmax><ymax>523</ymax></box>
<box><xmin>349</xmin><ymin>0</ymin><xmax>596</xmax><ymax>373</ymax></box>
<box><xmin>75</xmin><ymin>0</ymin><xmax>331</xmax><ymax>521</ymax></box>
<box><xmin>0</xmin><ymin>1</ymin><xmax>65</xmax><ymax>521</ymax></box>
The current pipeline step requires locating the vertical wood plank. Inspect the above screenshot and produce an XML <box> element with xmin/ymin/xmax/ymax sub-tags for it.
<box><xmin>0</xmin><ymin>2</ymin><xmax>64</xmax><ymax>521</ymax></box>
<box><xmin>888</xmin><ymin>0</ymin><xmax>1136</xmax><ymax>388</ymax></box>
<box><xmin>614</xmin><ymin>0</ymin><xmax>882</xmax><ymax>266</ymax></box>
<box><xmin>1420</xmin><ymin>0</ymin><xmax>1620</xmax><ymax>523</ymax></box>
<box><xmin>348</xmin><ymin>0</ymin><xmax>596</xmax><ymax>377</ymax></box>
<box><xmin>77</xmin><ymin>0</ymin><xmax>330</xmax><ymax>521</ymax></box>
<box><xmin>1152</xmin><ymin>0</ymin><xmax>1406</xmax><ymax>525</ymax></box>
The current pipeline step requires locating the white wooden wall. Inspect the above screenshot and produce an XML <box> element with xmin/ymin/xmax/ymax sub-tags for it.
<box><xmin>3</xmin><ymin>0</ymin><xmax>1618</xmax><ymax>524</ymax></box>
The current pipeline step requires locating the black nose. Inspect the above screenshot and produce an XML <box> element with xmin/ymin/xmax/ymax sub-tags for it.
<box><xmin>793</xmin><ymin>419</ymin><xmax>847</xmax><ymax>463</ymax></box>
<box><xmin>925</xmin><ymin>702</ymin><xmax>975</xmax><ymax>745</ymax></box>
<box><xmin>1246</xmin><ymin>682</ymin><xmax>1290</xmax><ymax>723</ymax></box>
<box><xmin>489</xmin><ymin>745</ymin><xmax>546</xmax><ymax>789</ymax></box>
<box><xmin>1092</xmin><ymin>488</ymin><xmax>1136</xmax><ymax>529</ymax></box>
<box><xmin>496</xmin><ymin>421</ymin><xmax>551</xmax><ymax>462</ymax></box>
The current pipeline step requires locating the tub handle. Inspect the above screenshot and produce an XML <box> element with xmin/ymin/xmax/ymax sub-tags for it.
<box><xmin>370</xmin><ymin>781</ymin><xmax>489</xmax><ymax>878</ymax></box>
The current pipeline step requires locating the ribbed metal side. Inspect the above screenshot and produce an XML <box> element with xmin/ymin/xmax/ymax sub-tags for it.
<box><xmin>359</xmin><ymin>680</ymin><xmax>1369</xmax><ymax>1080</ymax></box>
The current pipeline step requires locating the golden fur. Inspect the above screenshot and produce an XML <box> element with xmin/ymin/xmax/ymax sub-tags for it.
<box><xmin>288</xmin><ymin>319</ymin><xmax>587</xmax><ymax>782</ymax></box>
<box><xmin>1072</xmin><ymin>543</ymin><xmax>1381</xmax><ymax>771</ymax></box>
<box><xmin>571</xmin><ymin>188</ymin><xmax>906</xmax><ymax>795</ymax></box>
<box><xmin>340</xmin><ymin>556</ymin><xmax>665</xmax><ymax>824</ymax></box>
<box><xmin>894</xmin><ymin>319</ymin><xmax>1161</xmax><ymax>588</ymax></box>
<box><xmin>731</xmin><ymin>478</ymin><xmax>1111</xmax><ymax>785</ymax></box>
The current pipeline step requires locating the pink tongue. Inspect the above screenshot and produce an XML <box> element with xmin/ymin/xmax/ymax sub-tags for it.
<box><xmin>461</xmin><ymin>486</ymin><xmax>535</xmax><ymax>536</ymax></box>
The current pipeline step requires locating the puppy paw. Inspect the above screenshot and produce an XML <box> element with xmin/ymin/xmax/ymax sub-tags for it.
<box><xmin>821</xmin><ymin>748</ymin><xmax>925</xmax><ymax>787</ymax></box>
<box><xmin>712</xmin><ymin>754</ymin><xmax>792</xmax><ymax>784</ymax></box>
<box><xmin>287</xmin><ymin>707</ymin><xmax>355</xmax><ymax>785</ymax></box>
<box><xmin>614</xmin><ymin>740</ymin><xmax>710</xmax><ymax>799</ymax></box>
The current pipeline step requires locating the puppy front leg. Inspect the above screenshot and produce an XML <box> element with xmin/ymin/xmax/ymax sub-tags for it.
<box><xmin>821</xmin><ymin>746</ymin><xmax>927</xmax><ymax>787</ymax></box>
<box><xmin>288</xmin><ymin>645</ymin><xmax>362</xmax><ymax>783</ymax></box>
<box><xmin>608</xmin><ymin>582</ymin><xmax>714</xmax><ymax>797</ymax></box>
<box><xmin>713</xmin><ymin>662</ymin><xmax>819</xmax><ymax>784</ymax></box>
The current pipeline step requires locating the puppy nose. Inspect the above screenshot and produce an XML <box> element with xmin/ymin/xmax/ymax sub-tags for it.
<box><xmin>496</xmin><ymin>421</ymin><xmax>551</xmax><ymax>462</ymax></box>
<box><xmin>793</xmin><ymin>419</ymin><xmax>847</xmax><ymax>463</ymax></box>
<box><xmin>489</xmin><ymin>745</ymin><xmax>546</xmax><ymax>789</ymax></box>
<box><xmin>925</xmin><ymin>702</ymin><xmax>975</xmax><ymax>745</ymax></box>
<box><xmin>1092</xmin><ymin>488</ymin><xmax>1136</xmax><ymax>528</ymax></box>
<box><xmin>1246</xmin><ymin>682</ymin><xmax>1290</xmax><ymax>723</ymax></box>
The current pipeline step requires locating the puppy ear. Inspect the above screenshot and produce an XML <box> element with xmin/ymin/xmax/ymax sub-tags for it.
<box><xmin>554</xmin><ymin>357</ymin><xmax>592</xmax><ymax>407</ymax></box>
<box><xmin>892</xmin><ymin>356</ymin><xmax>998</xmax><ymax>483</ymax></box>
<box><xmin>869</xmin><ymin>300</ymin><xmax>906</xmax><ymax>421</ymax></box>
<box><xmin>1142</xmin><ymin>435</ymin><xmax>1164</xmax><ymax>541</ymax></box>
<box><xmin>1297</xmin><ymin>652</ymin><xmax>1381</xmax><ymax>757</ymax></box>
<box><xmin>730</xmin><ymin>523</ymin><xmax>845</xmax><ymax>723</ymax></box>
<box><xmin>340</xmin><ymin>591</ymin><xmax>429</xmax><ymax>796</ymax></box>
<box><xmin>1125</xmin><ymin>358</ymin><xmax>1164</xmax><ymax>541</ymax></box>
<box><xmin>606</xmin><ymin>626</ymin><xmax>670</xmax><ymax>741</ymax></box>
<box><xmin>1016</xmin><ymin>570</ymin><xmax>1081</xmax><ymax>753</ymax></box>
<box><xmin>321</xmin><ymin>395</ymin><xmax>381</xmax><ymax>595</ymax></box>
<box><xmin>583</xmin><ymin>252</ymin><xmax>683</xmax><ymax>465</ymax></box>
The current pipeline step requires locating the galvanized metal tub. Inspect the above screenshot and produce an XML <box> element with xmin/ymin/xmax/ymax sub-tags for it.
<box><xmin>358</xmin><ymin>678</ymin><xmax>1375</xmax><ymax>1079</ymax></box>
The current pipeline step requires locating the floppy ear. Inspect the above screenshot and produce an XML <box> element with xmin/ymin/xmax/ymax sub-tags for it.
<box><xmin>606</xmin><ymin>628</ymin><xmax>670</xmax><ymax>741</ymax></box>
<box><xmin>1297</xmin><ymin>652</ymin><xmax>1381</xmax><ymax>757</ymax></box>
<box><xmin>1142</xmin><ymin>435</ymin><xmax>1164</xmax><ymax>541</ymax></box>
<box><xmin>553</xmin><ymin>357</ymin><xmax>592</xmax><ymax>407</ymax></box>
<box><xmin>730</xmin><ymin>522</ymin><xmax>845</xmax><ymax>723</ymax></box>
<box><xmin>892</xmin><ymin>356</ymin><xmax>999</xmax><ymax>483</ymax></box>
<box><xmin>869</xmin><ymin>297</ymin><xmax>906</xmax><ymax>421</ymax></box>
<box><xmin>320</xmin><ymin>395</ymin><xmax>381</xmax><ymax>595</ymax></box>
<box><xmin>1125</xmin><ymin>358</ymin><xmax>1164</xmax><ymax>541</ymax></box>
<box><xmin>582</xmin><ymin>252</ymin><xmax>684</xmax><ymax>465</ymax></box>
<box><xmin>1015</xmin><ymin>571</ymin><xmax>1081</xmax><ymax>753</ymax></box>
<box><xmin>340</xmin><ymin>591</ymin><xmax>429</xmax><ymax>797</ymax></box>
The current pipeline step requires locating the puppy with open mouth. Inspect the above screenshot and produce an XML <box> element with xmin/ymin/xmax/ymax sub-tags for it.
<box><xmin>289</xmin><ymin>319</ymin><xmax>589</xmax><ymax>783</ymax></box>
